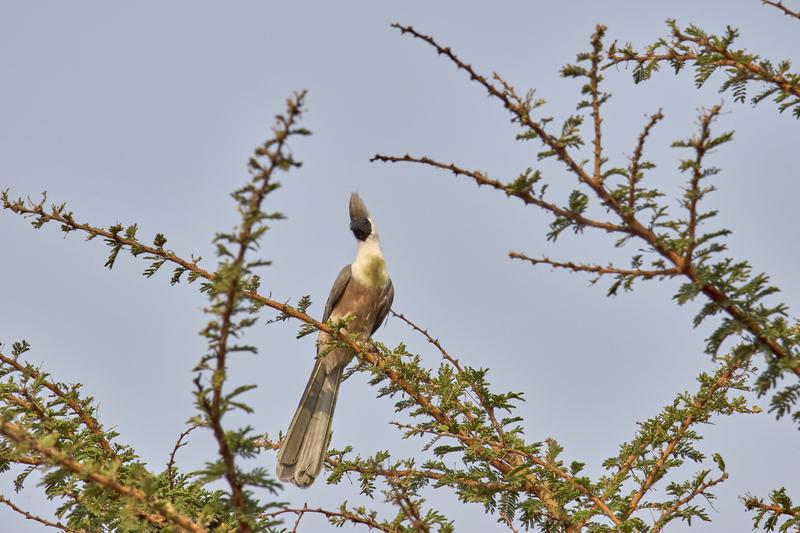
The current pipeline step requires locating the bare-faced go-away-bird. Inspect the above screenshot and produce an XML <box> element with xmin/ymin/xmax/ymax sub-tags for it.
<box><xmin>277</xmin><ymin>192</ymin><xmax>394</xmax><ymax>487</ymax></box>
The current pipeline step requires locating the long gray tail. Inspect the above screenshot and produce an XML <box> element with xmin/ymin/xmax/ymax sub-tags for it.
<box><xmin>276</xmin><ymin>360</ymin><xmax>344</xmax><ymax>488</ymax></box>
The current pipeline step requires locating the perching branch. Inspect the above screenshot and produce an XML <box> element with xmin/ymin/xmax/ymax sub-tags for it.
<box><xmin>1</xmin><ymin>194</ymin><xmax>613</xmax><ymax>529</ymax></box>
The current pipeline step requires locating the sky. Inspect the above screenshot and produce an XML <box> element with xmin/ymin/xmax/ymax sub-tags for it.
<box><xmin>1</xmin><ymin>1</ymin><xmax>798</xmax><ymax>531</ymax></box>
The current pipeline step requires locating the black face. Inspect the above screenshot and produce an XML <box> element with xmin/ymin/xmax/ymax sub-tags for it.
<box><xmin>350</xmin><ymin>218</ymin><xmax>371</xmax><ymax>241</ymax></box>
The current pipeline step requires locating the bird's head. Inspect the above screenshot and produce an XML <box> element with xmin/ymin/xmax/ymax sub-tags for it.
<box><xmin>349</xmin><ymin>192</ymin><xmax>374</xmax><ymax>241</ymax></box>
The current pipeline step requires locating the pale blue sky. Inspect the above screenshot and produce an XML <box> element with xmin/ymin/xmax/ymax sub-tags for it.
<box><xmin>1</xmin><ymin>1</ymin><xmax>798</xmax><ymax>531</ymax></box>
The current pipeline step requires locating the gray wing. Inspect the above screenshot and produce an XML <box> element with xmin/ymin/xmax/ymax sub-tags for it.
<box><xmin>370</xmin><ymin>279</ymin><xmax>394</xmax><ymax>336</ymax></box>
<box><xmin>322</xmin><ymin>265</ymin><xmax>352</xmax><ymax>322</ymax></box>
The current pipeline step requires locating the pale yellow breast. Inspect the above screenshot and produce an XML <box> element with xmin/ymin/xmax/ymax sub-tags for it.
<box><xmin>352</xmin><ymin>254</ymin><xmax>389</xmax><ymax>288</ymax></box>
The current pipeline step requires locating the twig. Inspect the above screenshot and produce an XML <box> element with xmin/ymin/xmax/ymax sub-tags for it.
<box><xmin>369</xmin><ymin>154</ymin><xmax>621</xmax><ymax>235</ymax></box>
<box><xmin>199</xmin><ymin>90</ymin><xmax>307</xmax><ymax>533</ymax></box>
<box><xmin>256</xmin><ymin>436</ymin><xmax>512</xmax><ymax>491</ymax></box>
<box><xmin>390</xmin><ymin>310</ymin><xmax>507</xmax><ymax>443</ymax></box>
<box><xmin>622</xmin><ymin>362</ymin><xmax>741</xmax><ymax>519</ymax></box>
<box><xmin>0</xmin><ymin>494</ymin><xmax>85</xmax><ymax>532</ymax></box>
<box><xmin>684</xmin><ymin>105</ymin><xmax>720</xmax><ymax>263</ymax></box>
<box><xmin>264</xmin><ymin>505</ymin><xmax>393</xmax><ymax>532</ymax></box>
<box><xmin>762</xmin><ymin>0</ymin><xmax>800</xmax><ymax>21</ymax></box>
<box><xmin>589</xmin><ymin>25</ymin><xmax>607</xmax><ymax>181</ymax></box>
<box><xmin>628</xmin><ymin>110</ymin><xmax>664</xmax><ymax>213</ymax></box>
<box><xmin>509</xmin><ymin>252</ymin><xmax>679</xmax><ymax>279</ymax></box>
<box><xmin>606</xmin><ymin>25</ymin><xmax>800</xmax><ymax>99</ymax></box>
<box><xmin>650</xmin><ymin>472</ymin><xmax>728</xmax><ymax>532</ymax></box>
<box><xmin>167</xmin><ymin>424</ymin><xmax>199</xmax><ymax>493</ymax></box>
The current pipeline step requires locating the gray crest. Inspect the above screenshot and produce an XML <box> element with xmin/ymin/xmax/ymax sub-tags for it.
<box><xmin>349</xmin><ymin>192</ymin><xmax>370</xmax><ymax>221</ymax></box>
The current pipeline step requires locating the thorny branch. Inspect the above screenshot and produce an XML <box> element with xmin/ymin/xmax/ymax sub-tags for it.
<box><xmin>628</xmin><ymin>110</ymin><xmax>664</xmax><ymax>213</ymax></box>
<box><xmin>167</xmin><ymin>424</ymin><xmax>199</xmax><ymax>493</ymax></box>
<box><xmin>390</xmin><ymin>310</ymin><xmax>507</xmax><ymax>443</ymax></box>
<box><xmin>605</xmin><ymin>22</ymin><xmax>800</xmax><ymax>102</ymax></box>
<box><xmin>508</xmin><ymin>252</ymin><xmax>679</xmax><ymax>279</ymax></box>
<box><xmin>263</xmin><ymin>505</ymin><xmax>392</xmax><ymax>532</ymax></box>
<box><xmin>0</xmin><ymin>494</ymin><xmax>85</xmax><ymax>533</ymax></box>
<box><xmin>762</xmin><ymin>0</ymin><xmax>800</xmax><ymax>20</ymax></box>
<box><xmin>369</xmin><ymin>154</ymin><xmax>621</xmax><ymax>234</ymax></box>
<box><xmin>199</xmin><ymin>90</ymin><xmax>307</xmax><ymax>533</ymax></box>
<box><xmin>650</xmin><ymin>472</ymin><xmax>728</xmax><ymax>532</ymax></box>
<box><xmin>0</xmin><ymin>418</ymin><xmax>207</xmax><ymax>533</ymax></box>
<box><xmin>0</xmin><ymin>351</ymin><xmax>116</xmax><ymax>459</ymax></box>
<box><xmin>376</xmin><ymin>23</ymin><xmax>799</xmax><ymax>377</ymax></box>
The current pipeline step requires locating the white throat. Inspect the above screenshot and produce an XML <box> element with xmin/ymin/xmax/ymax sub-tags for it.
<box><xmin>351</xmin><ymin>232</ymin><xmax>389</xmax><ymax>287</ymax></box>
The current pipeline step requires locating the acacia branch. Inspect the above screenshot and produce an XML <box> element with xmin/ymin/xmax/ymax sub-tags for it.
<box><xmin>167</xmin><ymin>424</ymin><xmax>199</xmax><ymax>493</ymax></box>
<box><xmin>628</xmin><ymin>110</ymin><xmax>664</xmax><ymax>213</ymax></box>
<box><xmin>0</xmin><ymin>418</ymin><xmax>207</xmax><ymax>533</ymax></box>
<box><xmin>622</xmin><ymin>362</ymin><xmax>741</xmax><ymax>518</ymax></box>
<box><xmin>684</xmin><ymin>105</ymin><xmax>719</xmax><ymax>263</ymax></box>
<box><xmin>369</xmin><ymin>154</ymin><xmax>620</xmax><ymax>234</ymax></box>
<box><xmin>381</xmin><ymin>22</ymin><xmax>799</xmax><ymax>376</ymax></box>
<box><xmin>0</xmin><ymin>352</ymin><xmax>116</xmax><ymax>459</ymax></box>
<box><xmin>0</xmin><ymin>494</ymin><xmax>85</xmax><ymax>533</ymax></box>
<box><xmin>390</xmin><ymin>310</ymin><xmax>507</xmax><ymax>443</ymax></box>
<box><xmin>264</xmin><ymin>505</ymin><xmax>392</xmax><ymax>532</ymax></box>
<box><xmin>384</xmin><ymin>474</ymin><xmax>430</xmax><ymax>533</ymax></box>
<box><xmin>2</xmin><ymin>198</ymin><xmax>618</xmax><ymax>528</ymax></box>
<box><xmin>588</xmin><ymin>25</ymin><xmax>607</xmax><ymax>181</ymax></box>
<box><xmin>257</xmin><ymin>437</ymin><xmax>513</xmax><ymax>492</ymax></box>
<box><xmin>650</xmin><ymin>472</ymin><xmax>728</xmax><ymax>532</ymax></box>
<box><xmin>509</xmin><ymin>252</ymin><xmax>679</xmax><ymax>279</ymax></box>
<box><xmin>196</xmin><ymin>90</ymin><xmax>306</xmax><ymax>533</ymax></box>
<box><xmin>762</xmin><ymin>0</ymin><xmax>800</xmax><ymax>21</ymax></box>
<box><xmin>606</xmin><ymin>25</ymin><xmax>800</xmax><ymax>100</ymax></box>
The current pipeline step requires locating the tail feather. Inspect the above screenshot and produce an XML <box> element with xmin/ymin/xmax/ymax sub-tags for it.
<box><xmin>277</xmin><ymin>362</ymin><xmax>344</xmax><ymax>487</ymax></box>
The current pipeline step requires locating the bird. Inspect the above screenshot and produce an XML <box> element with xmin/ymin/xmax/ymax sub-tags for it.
<box><xmin>277</xmin><ymin>192</ymin><xmax>394</xmax><ymax>488</ymax></box>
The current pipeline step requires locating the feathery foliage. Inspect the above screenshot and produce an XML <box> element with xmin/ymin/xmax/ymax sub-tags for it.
<box><xmin>1</xmin><ymin>3</ymin><xmax>798</xmax><ymax>531</ymax></box>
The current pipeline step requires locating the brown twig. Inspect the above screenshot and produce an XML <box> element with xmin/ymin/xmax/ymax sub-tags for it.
<box><xmin>589</xmin><ymin>25</ymin><xmax>607</xmax><ymax>181</ymax></box>
<box><xmin>509</xmin><ymin>252</ymin><xmax>679</xmax><ymax>279</ymax></box>
<box><xmin>742</xmin><ymin>496</ymin><xmax>800</xmax><ymax>519</ymax></box>
<box><xmin>684</xmin><ymin>105</ymin><xmax>720</xmax><ymax>263</ymax></box>
<box><xmin>650</xmin><ymin>472</ymin><xmax>728</xmax><ymax>532</ymax></box>
<box><xmin>256</xmin><ymin>436</ymin><xmax>513</xmax><ymax>492</ymax></box>
<box><xmin>762</xmin><ymin>0</ymin><xmax>800</xmax><ymax>21</ymax></box>
<box><xmin>628</xmin><ymin>110</ymin><xmax>664</xmax><ymax>213</ymax></box>
<box><xmin>370</xmin><ymin>154</ymin><xmax>621</xmax><ymax>234</ymax></box>
<box><xmin>264</xmin><ymin>505</ymin><xmax>393</xmax><ymax>532</ymax></box>
<box><xmin>0</xmin><ymin>418</ymin><xmax>207</xmax><ymax>533</ymax></box>
<box><xmin>384</xmin><ymin>474</ymin><xmax>430</xmax><ymax>533</ymax></box>
<box><xmin>606</xmin><ymin>26</ymin><xmax>800</xmax><ymax>100</ymax></box>
<box><xmin>622</xmin><ymin>362</ymin><xmax>741</xmax><ymax>519</ymax></box>
<box><xmin>0</xmin><ymin>494</ymin><xmax>86</xmax><ymax>532</ymax></box>
<box><xmin>167</xmin><ymin>424</ymin><xmax>199</xmax><ymax>493</ymax></box>
<box><xmin>390</xmin><ymin>310</ymin><xmax>507</xmax><ymax>443</ymax></box>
